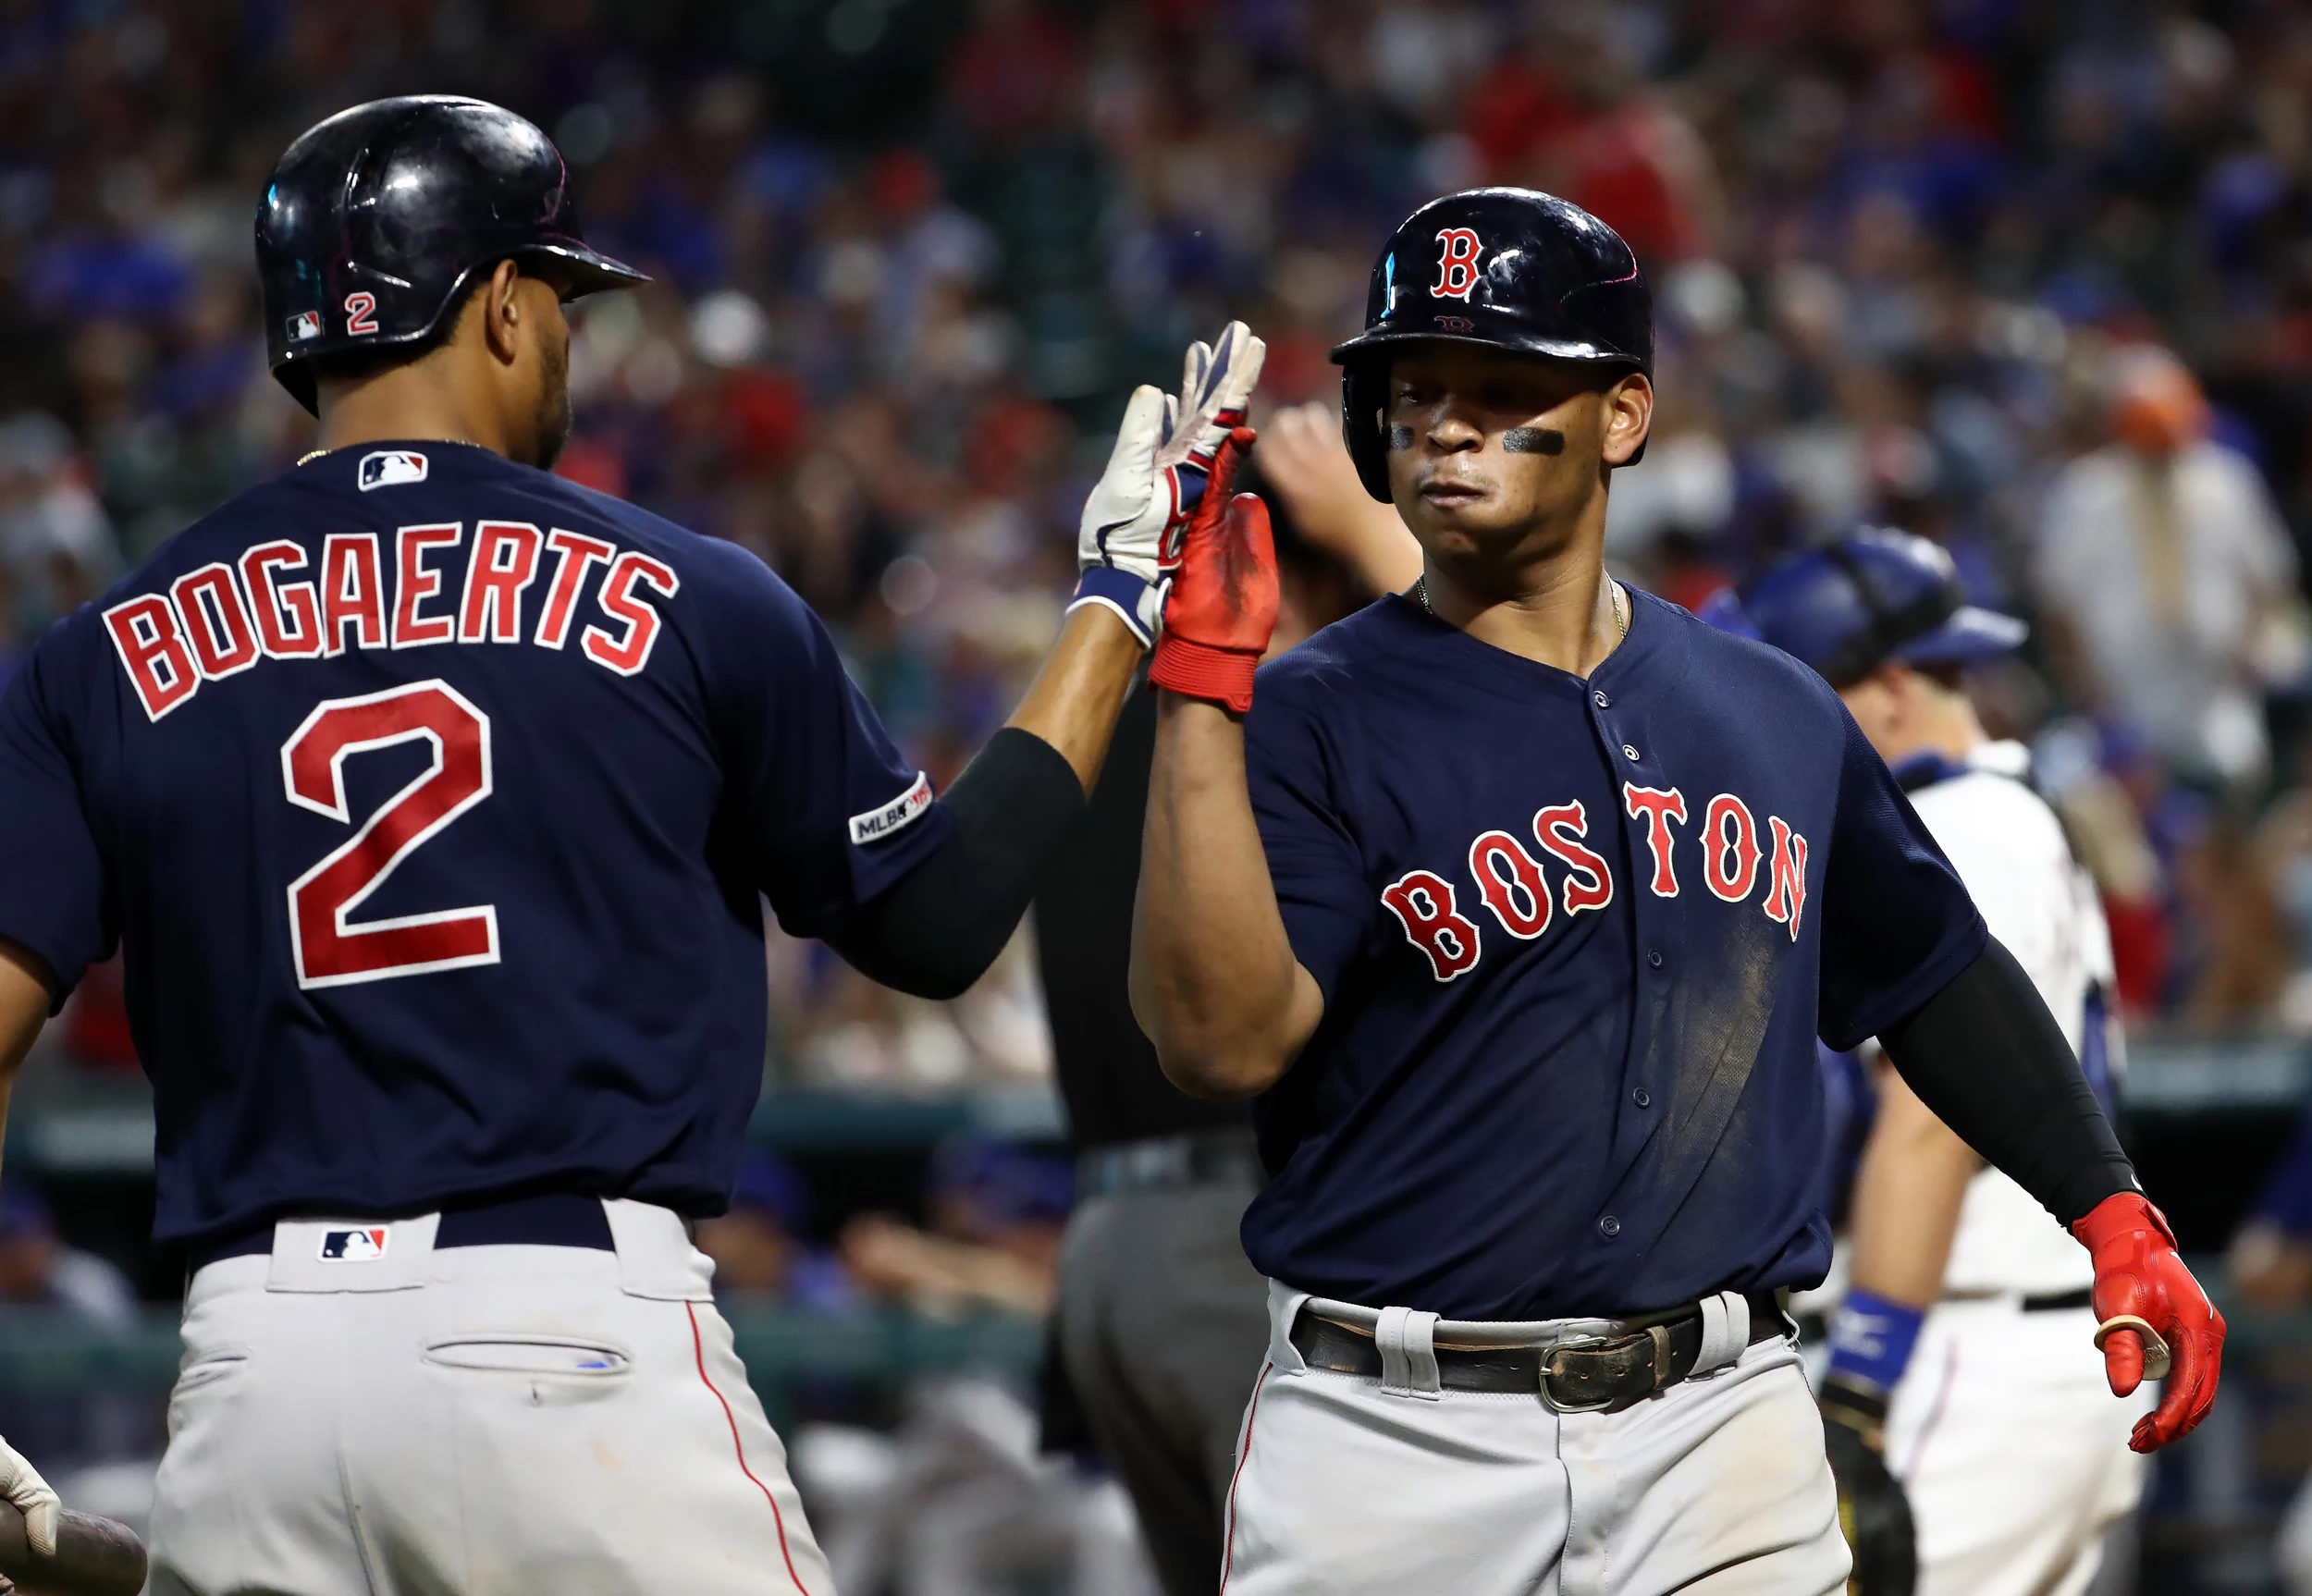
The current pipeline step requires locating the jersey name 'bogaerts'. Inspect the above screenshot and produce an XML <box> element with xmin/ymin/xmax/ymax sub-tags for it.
<box><xmin>103</xmin><ymin>520</ymin><xmax>680</xmax><ymax>721</ymax></box>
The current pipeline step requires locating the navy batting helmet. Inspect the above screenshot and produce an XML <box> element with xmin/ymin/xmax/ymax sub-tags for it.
<box><xmin>1734</xmin><ymin>528</ymin><xmax>2026</xmax><ymax>687</ymax></box>
<box><xmin>1330</xmin><ymin>188</ymin><xmax>1654</xmax><ymax>501</ymax></box>
<box><xmin>257</xmin><ymin>96</ymin><xmax>647</xmax><ymax>415</ymax></box>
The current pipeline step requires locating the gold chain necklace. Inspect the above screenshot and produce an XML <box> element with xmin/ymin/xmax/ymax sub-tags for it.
<box><xmin>1412</xmin><ymin>573</ymin><xmax>1629</xmax><ymax>645</ymax></box>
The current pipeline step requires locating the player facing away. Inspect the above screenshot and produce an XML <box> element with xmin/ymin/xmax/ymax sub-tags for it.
<box><xmin>1129</xmin><ymin>186</ymin><xmax>2223</xmax><ymax>1596</ymax></box>
<box><xmin>0</xmin><ymin>97</ymin><xmax>1262</xmax><ymax>1594</ymax></box>
<box><xmin>1730</xmin><ymin>532</ymin><xmax>2149</xmax><ymax>1596</ymax></box>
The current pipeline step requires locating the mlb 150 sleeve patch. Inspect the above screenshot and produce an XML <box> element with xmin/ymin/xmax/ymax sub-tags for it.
<box><xmin>848</xmin><ymin>772</ymin><xmax>933</xmax><ymax>846</ymax></box>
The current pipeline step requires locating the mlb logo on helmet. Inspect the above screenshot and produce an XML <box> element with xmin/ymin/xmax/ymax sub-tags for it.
<box><xmin>287</xmin><ymin>311</ymin><xmax>322</xmax><ymax>341</ymax></box>
<box><xmin>358</xmin><ymin>449</ymin><xmax>429</xmax><ymax>491</ymax></box>
<box><xmin>319</xmin><ymin>1226</ymin><xmax>389</xmax><ymax>1262</ymax></box>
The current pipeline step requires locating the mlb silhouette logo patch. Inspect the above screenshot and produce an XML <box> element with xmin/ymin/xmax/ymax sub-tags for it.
<box><xmin>319</xmin><ymin>1227</ymin><xmax>389</xmax><ymax>1262</ymax></box>
<box><xmin>287</xmin><ymin>310</ymin><xmax>322</xmax><ymax>341</ymax></box>
<box><xmin>358</xmin><ymin>450</ymin><xmax>428</xmax><ymax>491</ymax></box>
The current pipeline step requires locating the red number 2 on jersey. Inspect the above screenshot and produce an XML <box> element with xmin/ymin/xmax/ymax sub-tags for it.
<box><xmin>281</xmin><ymin>680</ymin><xmax>499</xmax><ymax>988</ymax></box>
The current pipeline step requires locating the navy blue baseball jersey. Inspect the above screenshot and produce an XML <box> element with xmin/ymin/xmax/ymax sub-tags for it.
<box><xmin>0</xmin><ymin>441</ymin><xmax>947</xmax><ymax>1246</ymax></box>
<box><xmin>1240</xmin><ymin>590</ymin><xmax>1986</xmax><ymax>1320</ymax></box>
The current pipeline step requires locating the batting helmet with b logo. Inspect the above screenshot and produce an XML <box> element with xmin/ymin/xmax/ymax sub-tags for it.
<box><xmin>1330</xmin><ymin>188</ymin><xmax>1654</xmax><ymax>500</ymax></box>
<box><xmin>256</xmin><ymin>97</ymin><xmax>648</xmax><ymax>415</ymax></box>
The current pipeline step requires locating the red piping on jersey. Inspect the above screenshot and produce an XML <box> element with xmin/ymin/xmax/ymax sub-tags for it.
<box><xmin>1218</xmin><ymin>1360</ymin><xmax>1273</xmax><ymax>1593</ymax></box>
<box><xmin>688</xmin><ymin>1300</ymin><xmax>810</xmax><ymax>1593</ymax></box>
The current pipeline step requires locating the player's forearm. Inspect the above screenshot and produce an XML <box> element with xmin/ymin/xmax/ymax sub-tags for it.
<box><xmin>1004</xmin><ymin>603</ymin><xmax>1147</xmax><ymax>792</ymax></box>
<box><xmin>1877</xmin><ymin>938</ymin><xmax>2136</xmax><ymax>1228</ymax></box>
<box><xmin>1132</xmin><ymin>693</ymin><xmax>1321</xmax><ymax>1097</ymax></box>
<box><xmin>1847</xmin><ymin>1069</ymin><xmax>1979</xmax><ymax>1308</ymax></box>
<box><xmin>823</xmin><ymin>729</ymin><xmax>1085</xmax><ymax>1001</ymax></box>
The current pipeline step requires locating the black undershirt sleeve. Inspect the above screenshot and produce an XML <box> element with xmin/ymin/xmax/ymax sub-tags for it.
<box><xmin>819</xmin><ymin>727</ymin><xmax>1087</xmax><ymax>1001</ymax></box>
<box><xmin>1876</xmin><ymin>936</ymin><xmax>2137</xmax><ymax>1228</ymax></box>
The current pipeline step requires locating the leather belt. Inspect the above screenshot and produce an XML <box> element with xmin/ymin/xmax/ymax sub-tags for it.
<box><xmin>188</xmin><ymin>1191</ymin><xmax>615</xmax><ymax>1275</ymax></box>
<box><xmin>1290</xmin><ymin>1289</ymin><xmax>1789</xmax><ymax>1413</ymax></box>
<box><xmin>1077</xmin><ymin>1126</ymin><xmax>1262</xmax><ymax>1197</ymax></box>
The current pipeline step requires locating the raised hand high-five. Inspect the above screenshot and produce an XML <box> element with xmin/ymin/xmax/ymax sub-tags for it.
<box><xmin>1072</xmin><ymin>322</ymin><xmax>1267</xmax><ymax>646</ymax></box>
<box><xmin>1148</xmin><ymin>429</ymin><xmax>1275</xmax><ymax>715</ymax></box>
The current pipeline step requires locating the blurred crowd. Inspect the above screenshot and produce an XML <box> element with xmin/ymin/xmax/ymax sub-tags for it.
<box><xmin>12</xmin><ymin>0</ymin><xmax>2312</xmax><ymax>1074</ymax></box>
<box><xmin>15</xmin><ymin>5</ymin><xmax>2312</xmax><ymax>1585</ymax></box>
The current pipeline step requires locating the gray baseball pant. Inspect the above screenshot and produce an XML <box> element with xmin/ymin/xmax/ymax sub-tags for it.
<box><xmin>1056</xmin><ymin>1175</ymin><xmax>1271</xmax><ymax>1596</ymax></box>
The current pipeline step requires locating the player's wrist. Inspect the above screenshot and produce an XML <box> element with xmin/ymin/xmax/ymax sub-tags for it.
<box><xmin>1149</xmin><ymin>634</ymin><xmax>1258</xmax><ymax>714</ymax></box>
<box><xmin>1069</xmin><ymin>568</ymin><xmax>1162</xmax><ymax>649</ymax></box>
<box><xmin>2071</xmin><ymin>1189</ymin><xmax>2172</xmax><ymax>1254</ymax></box>
<box><xmin>1825</xmin><ymin>1287</ymin><xmax>1925</xmax><ymax>1400</ymax></box>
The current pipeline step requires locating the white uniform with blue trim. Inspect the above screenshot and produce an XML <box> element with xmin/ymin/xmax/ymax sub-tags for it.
<box><xmin>1873</xmin><ymin>739</ymin><xmax>2149</xmax><ymax>1596</ymax></box>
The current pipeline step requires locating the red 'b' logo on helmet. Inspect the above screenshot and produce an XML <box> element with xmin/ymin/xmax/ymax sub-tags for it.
<box><xmin>1433</xmin><ymin>227</ymin><xmax>1483</xmax><ymax>301</ymax></box>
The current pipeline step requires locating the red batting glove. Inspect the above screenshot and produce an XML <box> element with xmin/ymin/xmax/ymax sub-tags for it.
<box><xmin>2072</xmin><ymin>1192</ymin><xmax>2225</xmax><ymax>1452</ymax></box>
<box><xmin>1149</xmin><ymin>428</ymin><xmax>1278</xmax><ymax>715</ymax></box>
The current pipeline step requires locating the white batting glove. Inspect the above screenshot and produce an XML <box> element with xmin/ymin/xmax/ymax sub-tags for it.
<box><xmin>1072</xmin><ymin>321</ymin><xmax>1267</xmax><ymax>646</ymax></box>
<box><xmin>0</xmin><ymin>1431</ymin><xmax>58</xmax><ymax>1557</ymax></box>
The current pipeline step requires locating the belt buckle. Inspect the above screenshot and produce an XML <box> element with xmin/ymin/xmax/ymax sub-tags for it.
<box><xmin>1539</xmin><ymin>1323</ymin><xmax>1673</xmax><ymax>1414</ymax></box>
<box><xmin>1539</xmin><ymin>1333</ymin><xmax>1620</xmax><ymax>1414</ymax></box>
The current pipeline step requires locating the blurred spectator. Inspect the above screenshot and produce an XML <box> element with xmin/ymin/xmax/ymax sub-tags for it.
<box><xmin>842</xmin><ymin>1137</ymin><xmax>1073</xmax><ymax>1319</ymax></box>
<box><xmin>0</xmin><ymin>1181</ymin><xmax>145</xmax><ymax>1470</ymax></box>
<box><xmin>696</xmin><ymin>1151</ymin><xmax>857</xmax><ymax>1313</ymax></box>
<box><xmin>792</xmin><ymin>1379</ymin><xmax>1155</xmax><ymax>1596</ymax></box>
<box><xmin>0</xmin><ymin>1183</ymin><xmax>132</xmax><ymax>1321</ymax></box>
<box><xmin>2233</xmin><ymin>1114</ymin><xmax>2312</xmax><ymax>1592</ymax></box>
<box><xmin>2035</xmin><ymin>349</ymin><xmax>2304</xmax><ymax>786</ymax></box>
<box><xmin>797</xmin><ymin>1139</ymin><xmax>1151</xmax><ymax>1593</ymax></box>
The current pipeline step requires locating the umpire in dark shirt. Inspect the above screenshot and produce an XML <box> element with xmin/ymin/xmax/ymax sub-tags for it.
<box><xmin>1036</xmin><ymin>407</ymin><xmax>1421</xmax><ymax>1594</ymax></box>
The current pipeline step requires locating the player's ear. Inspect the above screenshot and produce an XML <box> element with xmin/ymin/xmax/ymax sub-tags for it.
<box><xmin>1601</xmin><ymin>373</ymin><xmax>1652</xmax><ymax>468</ymax></box>
<box><xmin>478</xmin><ymin>258</ymin><xmax>523</xmax><ymax>367</ymax></box>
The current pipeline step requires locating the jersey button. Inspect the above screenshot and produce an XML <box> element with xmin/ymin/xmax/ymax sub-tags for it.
<box><xmin>1621</xmin><ymin>743</ymin><xmax>1641</xmax><ymax>762</ymax></box>
<box><xmin>1593</xmin><ymin>689</ymin><xmax>1611</xmax><ymax>708</ymax></box>
<box><xmin>1597</xmin><ymin>1215</ymin><xmax>1622</xmax><ymax>1239</ymax></box>
<box><xmin>1646</xmin><ymin>949</ymin><xmax>1664</xmax><ymax>969</ymax></box>
<box><xmin>1632</xmin><ymin>1087</ymin><xmax>1652</xmax><ymax>1108</ymax></box>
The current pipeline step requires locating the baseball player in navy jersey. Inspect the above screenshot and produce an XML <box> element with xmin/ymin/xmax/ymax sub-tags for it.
<box><xmin>0</xmin><ymin>96</ymin><xmax>1263</xmax><ymax>1595</ymax></box>
<box><xmin>1129</xmin><ymin>186</ymin><xmax>2223</xmax><ymax>1596</ymax></box>
<box><xmin>1732</xmin><ymin>531</ymin><xmax>2148</xmax><ymax>1596</ymax></box>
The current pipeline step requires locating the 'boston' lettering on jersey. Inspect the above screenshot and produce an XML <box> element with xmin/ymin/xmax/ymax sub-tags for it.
<box><xmin>1384</xmin><ymin>789</ymin><xmax>1809</xmax><ymax>982</ymax></box>
<box><xmin>102</xmin><ymin>517</ymin><xmax>680</xmax><ymax>721</ymax></box>
<box><xmin>1237</xmin><ymin>590</ymin><xmax>1986</xmax><ymax>1321</ymax></box>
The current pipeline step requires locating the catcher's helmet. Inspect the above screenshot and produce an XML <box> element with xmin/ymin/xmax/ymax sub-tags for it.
<box><xmin>1733</xmin><ymin>527</ymin><xmax>2026</xmax><ymax>687</ymax></box>
<box><xmin>257</xmin><ymin>96</ymin><xmax>647</xmax><ymax>415</ymax></box>
<box><xmin>1330</xmin><ymin>188</ymin><xmax>1654</xmax><ymax>501</ymax></box>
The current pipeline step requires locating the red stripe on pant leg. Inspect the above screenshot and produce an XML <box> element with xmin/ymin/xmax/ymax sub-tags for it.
<box><xmin>1218</xmin><ymin>1360</ymin><xmax>1273</xmax><ymax>1594</ymax></box>
<box><xmin>688</xmin><ymin>1299</ymin><xmax>810</xmax><ymax>1594</ymax></box>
